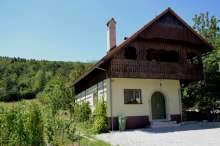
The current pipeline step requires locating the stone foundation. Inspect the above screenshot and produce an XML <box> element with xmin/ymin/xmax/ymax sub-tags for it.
<box><xmin>170</xmin><ymin>114</ymin><xmax>181</xmax><ymax>123</ymax></box>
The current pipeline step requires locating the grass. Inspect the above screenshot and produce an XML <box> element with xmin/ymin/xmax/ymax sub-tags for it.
<box><xmin>55</xmin><ymin>134</ymin><xmax>110</xmax><ymax>146</ymax></box>
<box><xmin>80</xmin><ymin>137</ymin><xmax>111</xmax><ymax>146</ymax></box>
<box><xmin>76</xmin><ymin>122</ymin><xmax>94</xmax><ymax>134</ymax></box>
<box><xmin>74</xmin><ymin>121</ymin><xmax>111</xmax><ymax>146</ymax></box>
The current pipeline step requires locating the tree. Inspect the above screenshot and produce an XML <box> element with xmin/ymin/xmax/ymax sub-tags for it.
<box><xmin>42</xmin><ymin>75</ymin><xmax>73</xmax><ymax>114</ymax></box>
<box><xmin>182</xmin><ymin>12</ymin><xmax>220</xmax><ymax>120</ymax></box>
<box><xmin>72</xmin><ymin>102</ymin><xmax>91</xmax><ymax>122</ymax></box>
<box><xmin>193</xmin><ymin>12</ymin><xmax>220</xmax><ymax>72</ymax></box>
<box><xmin>32</xmin><ymin>70</ymin><xmax>46</xmax><ymax>93</ymax></box>
<box><xmin>92</xmin><ymin>101</ymin><xmax>108</xmax><ymax>133</ymax></box>
<box><xmin>193</xmin><ymin>12</ymin><xmax>220</xmax><ymax>47</ymax></box>
<box><xmin>0</xmin><ymin>75</ymin><xmax>18</xmax><ymax>101</ymax></box>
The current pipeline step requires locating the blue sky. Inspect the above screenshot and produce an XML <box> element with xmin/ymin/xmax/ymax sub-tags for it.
<box><xmin>0</xmin><ymin>0</ymin><xmax>219</xmax><ymax>62</ymax></box>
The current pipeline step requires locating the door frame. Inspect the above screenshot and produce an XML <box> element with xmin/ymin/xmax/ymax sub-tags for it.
<box><xmin>149</xmin><ymin>91</ymin><xmax>168</xmax><ymax>121</ymax></box>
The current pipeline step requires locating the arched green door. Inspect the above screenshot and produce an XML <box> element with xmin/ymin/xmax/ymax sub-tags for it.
<box><xmin>151</xmin><ymin>92</ymin><xmax>166</xmax><ymax>119</ymax></box>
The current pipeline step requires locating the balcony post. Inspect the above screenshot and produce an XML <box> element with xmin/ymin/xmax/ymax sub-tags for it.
<box><xmin>179</xmin><ymin>48</ymin><xmax>187</xmax><ymax>63</ymax></box>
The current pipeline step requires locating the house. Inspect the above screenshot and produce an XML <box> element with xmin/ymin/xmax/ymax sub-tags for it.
<box><xmin>73</xmin><ymin>8</ymin><xmax>213</xmax><ymax>129</ymax></box>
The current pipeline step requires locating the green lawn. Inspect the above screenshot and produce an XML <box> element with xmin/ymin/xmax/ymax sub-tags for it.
<box><xmin>72</xmin><ymin>122</ymin><xmax>110</xmax><ymax>146</ymax></box>
<box><xmin>59</xmin><ymin>134</ymin><xmax>110</xmax><ymax>146</ymax></box>
<box><xmin>80</xmin><ymin>137</ymin><xmax>111</xmax><ymax>146</ymax></box>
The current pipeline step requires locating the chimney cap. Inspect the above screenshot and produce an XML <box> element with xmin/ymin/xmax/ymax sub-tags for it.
<box><xmin>106</xmin><ymin>18</ymin><xmax>116</xmax><ymax>26</ymax></box>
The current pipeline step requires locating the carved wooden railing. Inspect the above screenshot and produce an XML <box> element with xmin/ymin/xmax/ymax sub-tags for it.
<box><xmin>110</xmin><ymin>59</ymin><xmax>203</xmax><ymax>80</ymax></box>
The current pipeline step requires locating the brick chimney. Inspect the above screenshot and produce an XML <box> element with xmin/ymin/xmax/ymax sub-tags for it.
<box><xmin>106</xmin><ymin>18</ymin><xmax>116</xmax><ymax>52</ymax></box>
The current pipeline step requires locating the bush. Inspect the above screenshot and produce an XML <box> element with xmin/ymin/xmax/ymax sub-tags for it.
<box><xmin>93</xmin><ymin>101</ymin><xmax>107</xmax><ymax>117</ymax></box>
<box><xmin>92</xmin><ymin>101</ymin><xmax>108</xmax><ymax>133</ymax></box>
<box><xmin>66</xmin><ymin>119</ymin><xmax>80</xmax><ymax>142</ymax></box>
<box><xmin>44</xmin><ymin>107</ymin><xmax>68</xmax><ymax>146</ymax></box>
<box><xmin>0</xmin><ymin>101</ymin><xmax>45</xmax><ymax>146</ymax></box>
<box><xmin>39</xmin><ymin>76</ymin><xmax>73</xmax><ymax>115</ymax></box>
<box><xmin>0</xmin><ymin>107</ymin><xmax>17</xmax><ymax>145</ymax></box>
<box><xmin>1</xmin><ymin>101</ymin><xmax>82</xmax><ymax>146</ymax></box>
<box><xmin>29</xmin><ymin>103</ymin><xmax>45</xmax><ymax>146</ymax></box>
<box><xmin>37</xmin><ymin>92</ymin><xmax>50</xmax><ymax>105</ymax></box>
<box><xmin>72</xmin><ymin>102</ymin><xmax>91</xmax><ymax>122</ymax></box>
<box><xmin>44</xmin><ymin>108</ymin><xmax>56</xmax><ymax>145</ymax></box>
<box><xmin>92</xmin><ymin>116</ymin><xmax>108</xmax><ymax>133</ymax></box>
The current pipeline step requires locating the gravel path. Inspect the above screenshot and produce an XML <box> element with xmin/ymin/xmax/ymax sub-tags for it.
<box><xmin>96</xmin><ymin>122</ymin><xmax>220</xmax><ymax>146</ymax></box>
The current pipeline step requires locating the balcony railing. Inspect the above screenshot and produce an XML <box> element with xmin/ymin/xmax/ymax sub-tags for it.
<box><xmin>110</xmin><ymin>59</ymin><xmax>203</xmax><ymax>80</ymax></box>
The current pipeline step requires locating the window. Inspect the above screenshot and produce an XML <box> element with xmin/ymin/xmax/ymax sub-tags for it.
<box><xmin>124</xmin><ymin>46</ymin><xmax>137</xmax><ymax>60</ymax></box>
<box><xmin>124</xmin><ymin>89</ymin><xmax>142</xmax><ymax>104</ymax></box>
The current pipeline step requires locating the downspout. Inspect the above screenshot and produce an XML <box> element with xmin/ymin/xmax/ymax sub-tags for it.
<box><xmin>179</xmin><ymin>85</ymin><xmax>183</xmax><ymax>123</ymax></box>
<box><xmin>109</xmin><ymin>78</ymin><xmax>114</xmax><ymax>131</ymax></box>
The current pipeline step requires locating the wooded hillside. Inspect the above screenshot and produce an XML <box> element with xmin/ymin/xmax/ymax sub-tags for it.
<box><xmin>0</xmin><ymin>57</ymin><xmax>92</xmax><ymax>101</ymax></box>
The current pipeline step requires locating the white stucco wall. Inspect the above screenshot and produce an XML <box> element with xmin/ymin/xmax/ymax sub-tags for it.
<box><xmin>75</xmin><ymin>80</ymin><xmax>107</xmax><ymax>111</ymax></box>
<box><xmin>107</xmin><ymin>78</ymin><xmax>181</xmax><ymax>121</ymax></box>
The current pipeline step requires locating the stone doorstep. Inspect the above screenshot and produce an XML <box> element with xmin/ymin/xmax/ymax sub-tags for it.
<box><xmin>151</xmin><ymin>120</ymin><xmax>180</xmax><ymax>128</ymax></box>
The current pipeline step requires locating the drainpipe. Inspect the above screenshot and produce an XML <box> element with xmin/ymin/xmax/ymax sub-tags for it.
<box><xmin>179</xmin><ymin>86</ymin><xmax>183</xmax><ymax>123</ymax></box>
<box><xmin>109</xmin><ymin>78</ymin><xmax>113</xmax><ymax>132</ymax></box>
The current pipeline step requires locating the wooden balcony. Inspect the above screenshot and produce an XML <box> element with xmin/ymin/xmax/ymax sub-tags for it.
<box><xmin>110</xmin><ymin>59</ymin><xmax>203</xmax><ymax>81</ymax></box>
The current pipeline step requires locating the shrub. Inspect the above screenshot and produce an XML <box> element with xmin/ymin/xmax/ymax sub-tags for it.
<box><xmin>11</xmin><ymin>102</ymin><xmax>33</xmax><ymax>145</ymax></box>
<box><xmin>72</xmin><ymin>102</ymin><xmax>91</xmax><ymax>122</ymax></box>
<box><xmin>44</xmin><ymin>107</ymin><xmax>79</xmax><ymax>146</ymax></box>
<box><xmin>0</xmin><ymin>107</ymin><xmax>17</xmax><ymax>145</ymax></box>
<box><xmin>92</xmin><ymin>101</ymin><xmax>108</xmax><ymax>133</ymax></box>
<box><xmin>39</xmin><ymin>76</ymin><xmax>73</xmax><ymax>115</ymax></box>
<box><xmin>66</xmin><ymin>119</ymin><xmax>80</xmax><ymax>142</ymax></box>
<box><xmin>37</xmin><ymin>92</ymin><xmax>50</xmax><ymax>105</ymax></box>
<box><xmin>29</xmin><ymin>103</ymin><xmax>45</xmax><ymax>146</ymax></box>
<box><xmin>0</xmin><ymin>101</ymin><xmax>45</xmax><ymax>146</ymax></box>
<box><xmin>44</xmin><ymin>108</ymin><xmax>56</xmax><ymax>145</ymax></box>
<box><xmin>93</xmin><ymin>101</ymin><xmax>106</xmax><ymax>117</ymax></box>
<box><xmin>92</xmin><ymin>116</ymin><xmax>108</xmax><ymax>133</ymax></box>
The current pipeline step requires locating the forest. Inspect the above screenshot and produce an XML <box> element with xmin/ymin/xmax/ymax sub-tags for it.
<box><xmin>0</xmin><ymin>57</ymin><xmax>92</xmax><ymax>102</ymax></box>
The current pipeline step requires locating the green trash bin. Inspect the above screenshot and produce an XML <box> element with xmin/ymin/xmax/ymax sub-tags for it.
<box><xmin>118</xmin><ymin>115</ymin><xmax>126</xmax><ymax>131</ymax></box>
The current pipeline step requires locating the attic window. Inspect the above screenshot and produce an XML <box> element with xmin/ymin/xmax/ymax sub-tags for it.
<box><xmin>124</xmin><ymin>46</ymin><xmax>137</xmax><ymax>60</ymax></box>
